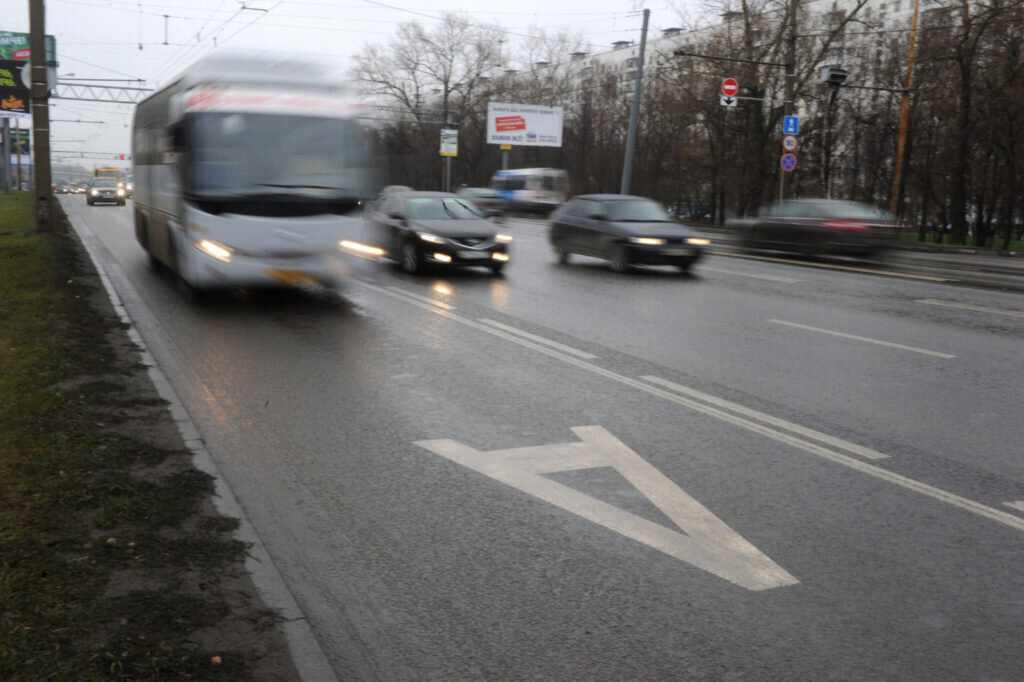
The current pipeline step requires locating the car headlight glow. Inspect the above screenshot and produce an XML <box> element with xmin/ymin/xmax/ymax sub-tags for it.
<box><xmin>117</xmin><ymin>189</ymin><xmax>126</xmax><ymax>196</ymax></box>
<box><xmin>631</xmin><ymin>237</ymin><xmax>665</xmax><ymax>245</ymax></box>
<box><xmin>686</xmin><ymin>238</ymin><xmax>711</xmax><ymax>246</ymax></box>
<box><xmin>194</xmin><ymin>239</ymin><xmax>233</xmax><ymax>263</ymax></box>
<box><xmin>492</xmin><ymin>252</ymin><xmax>510</xmax><ymax>262</ymax></box>
<box><xmin>418</xmin><ymin>232</ymin><xmax>444</xmax><ymax>244</ymax></box>
<box><xmin>433</xmin><ymin>252</ymin><xmax>452</xmax><ymax>263</ymax></box>
<box><xmin>90</xmin><ymin>189</ymin><xmax>99</xmax><ymax>196</ymax></box>
<box><xmin>495</xmin><ymin>233</ymin><xmax>513</xmax><ymax>243</ymax></box>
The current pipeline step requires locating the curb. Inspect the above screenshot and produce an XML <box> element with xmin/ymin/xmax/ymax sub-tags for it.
<box><xmin>62</xmin><ymin>202</ymin><xmax>339</xmax><ymax>682</ymax></box>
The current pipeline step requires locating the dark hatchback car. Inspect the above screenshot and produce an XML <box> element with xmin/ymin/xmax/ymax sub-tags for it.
<box><xmin>549</xmin><ymin>194</ymin><xmax>709</xmax><ymax>273</ymax></box>
<box><xmin>456</xmin><ymin>187</ymin><xmax>507</xmax><ymax>216</ymax></box>
<box><xmin>732</xmin><ymin>199</ymin><xmax>899</xmax><ymax>257</ymax></box>
<box><xmin>86</xmin><ymin>177</ymin><xmax>126</xmax><ymax>206</ymax></box>
<box><xmin>363</xmin><ymin>190</ymin><xmax>511</xmax><ymax>275</ymax></box>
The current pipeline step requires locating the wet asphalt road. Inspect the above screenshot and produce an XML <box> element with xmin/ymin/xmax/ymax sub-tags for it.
<box><xmin>63</xmin><ymin>197</ymin><xmax>1024</xmax><ymax>681</ymax></box>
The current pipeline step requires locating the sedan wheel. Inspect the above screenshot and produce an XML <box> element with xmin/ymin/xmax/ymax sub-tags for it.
<box><xmin>608</xmin><ymin>246</ymin><xmax>631</xmax><ymax>273</ymax></box>
<box><xmin>401</xmin><ymin>241</ymin><xmax>423</xmax><ymax>274</ymax></box>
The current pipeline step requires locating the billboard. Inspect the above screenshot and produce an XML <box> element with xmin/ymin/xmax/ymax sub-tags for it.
<box><xmin>486</xmin><ymin>102</ymin><xmax>563</xmax><ymax>148</ymax></box>
<box><xmin>0</xmin><ymin>60</ymin><xmax>29</xmax><ymax>118</ymax></box>
<box><xmin>0</xmin><ymin>31</ymin><xmax>58</xmax><ymax>63</ymax></box>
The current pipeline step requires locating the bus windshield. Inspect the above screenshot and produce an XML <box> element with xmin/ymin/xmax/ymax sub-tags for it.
<box><xmin>188</xmin><ymin>112</ymin><xmax>372</xmax><ymax>200</ymax></box>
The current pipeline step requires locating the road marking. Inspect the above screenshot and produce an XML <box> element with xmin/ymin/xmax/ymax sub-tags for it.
<box><xmin>768</xmin><ymin>319</ymin><xmax>956</xmax><ymax>358</ymax></box>
<box><xmin>701</xmin><ymin>266</ymin><xmax>802</xmax><ymax>283</ymax></box>
<box><xmin>723</xmin><ymin>251</ymin><xmax>955</xmax><ymax>282</ymax></box>
<box><xmin>386</xmin><ymin>286</ymin><xmax>453</xmax><ymax>310</ymax></box>
<box><xmin>1004</xmin><ymin>501</ymin><xmax>1024</xmax><ymax>513</ymax></box>
<box><xmin>416</xmin><ymin>426</ymin><xmax>798</xmax><ymax>591</ymax></box>
<box><xmin>640</xmin><ymin>375</ymin><xmax>889</xmax><ymax>460</ymax></box>
<box><xmin>354</xmin><ymin>278</ymin><xmax>1024</xmax><ymax>536</ymax></box>
<box><xmin>478</xmin><ymin>319</ymin><xmax>597</xmax><ymax>359</ymax></box>
<box><xmin>916</xmin><ymin>299</ymin><xmax>1024</xmax><ymax>319</ymax></box>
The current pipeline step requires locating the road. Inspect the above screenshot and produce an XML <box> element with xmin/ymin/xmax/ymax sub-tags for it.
<box><xmin>62</xmin><ymin>196</ymin><xmax>1024</xmax><ymax>681</ymax></box>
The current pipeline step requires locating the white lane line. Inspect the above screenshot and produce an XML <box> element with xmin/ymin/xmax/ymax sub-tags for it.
<box><xmin>701</xmin><ymin>266</ymin><xmax>802</xmax><ymax>283</ymax></box>
<box><xmin>916</xmin><ymin>299</ymin><xmax>1024</xmax><ymax>319</ymax></box>
<box><xmin>1004</xmin><ymin>501</ymin><xmax>1024</xmax><ymax>513</ymax></box>
<box><xmin>640</xmin><ymin>375</ymin><xmax>888</xmax><ymax>460</ymax></box>
<box><xmin>768</xmin><ymin>319</ymin><xmax>956</xmax><ymax>358</ymax></box>
<box><xmin>478</xmin><ymin>319</ymin><xmax>597</xmax><ymax>360</ymax></box>
<box><xmin>354</xmin><ymin>277</ymin><xmax>1024</xmax><ymax>536</ymax></box>
<box><xmin>386</xmin><ymin>285</ymin><xmax>453</xmax><ymax>310</ymax></box>
<box><xmin>724</xmin><ymin>251</ymin><xmax>955</xmax><ymax>282</ymax></box>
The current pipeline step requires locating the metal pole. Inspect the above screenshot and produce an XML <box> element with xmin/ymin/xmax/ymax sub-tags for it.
<box><xmin>2</xmin><ymin>118</ymin><xmax>10</xmax><ymax>194</ymax></box>
<box><xmin>30</xmin><ymin>0</ymin><xmax>53</xmax><ymax>231</ymax></box>
<box><xmin>501</xmin><ymin>149</ymin><xmax>508</xmax><ymax>170</ymax></box>
<box><xmin>889</xmin><ymin>0</ymin><xmax>921</xmax><ymax>217</ymax></box>
<box><xmin>620</xmin><ymin>8</ymin><xmax>649</xmax><ymax>196</ymax></box>
<box><xmin>16</xmin><ymin>118</ymin><xmax>23</xmax><ymax>189</ymax></box>
<box><xmin>779</xmin><ymin>0</ymin><xmax>797</xmax><ymax>201</ymax></box>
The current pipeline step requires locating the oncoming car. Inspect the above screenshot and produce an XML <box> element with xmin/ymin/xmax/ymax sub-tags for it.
<box><xmin>87</xmin><ymin>177</ymin><xmax>127</xmax><ymax>206</ymax></box>
<box><xmin>363</xmin><ymin>190</ymin><xmax>511</xmax><ymax>275</ymax></box>
<box><xmin>549</xmin><ymin>194</ymin><xmax>709</xmax><ymax>273</ymax></box>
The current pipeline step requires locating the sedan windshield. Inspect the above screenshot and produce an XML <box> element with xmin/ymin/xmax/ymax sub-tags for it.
<box><xmin>406</xmin><ymin>197</ymin><xmax>485</xmax><ymax>220</ymax></box>
<box><xmin>603</xmin><ymin>199</ymin><xmax>674</xmax><ymax>222</ymax></box>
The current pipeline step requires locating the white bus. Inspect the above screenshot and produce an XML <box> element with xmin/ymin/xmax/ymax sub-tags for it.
<box><xmin>132</xmin><ymin>54</ymin><xmax>377</xmax><ymax>295</ymax></box>
<box><xmin>490</xmin><ymin>168</ymin><xmax>568</xmax><ymax>213</ymax></box>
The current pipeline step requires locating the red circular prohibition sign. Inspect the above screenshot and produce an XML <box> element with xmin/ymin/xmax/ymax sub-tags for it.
<box><xmin>722</xmin><ymin>78</ymin><xmax>739</xmax><ymax>97</ymax></box>
<box><xmin>780</xmin><ymin>153</ymin><xmax>798</xmax><ymax>172</ymax></box>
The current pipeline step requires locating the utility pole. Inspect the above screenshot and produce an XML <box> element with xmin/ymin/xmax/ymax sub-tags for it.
<box><xmin>890</xmin><ymin>0</ymin><xmax>921</xmax><ymax>218</ymax></box>
<box><xmin>778</xmin><ymin>0</ymin><xmax>797</xmax><ymax>201</ymax></box>
<box><xmin>620</xmin><ymin>8</ymin><xmax>649</xmax><ymax>195</ymax></box>
<box><xmin>30</xmin><ymin>0</ymin><xmax>54</xmax><ymax>231</ymax></box>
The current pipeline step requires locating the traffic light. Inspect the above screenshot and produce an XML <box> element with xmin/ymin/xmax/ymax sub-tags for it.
<box><xmin>119</xmin><ymin>154</ymin><xmax>126</xmax><ymax>160</ymax></box>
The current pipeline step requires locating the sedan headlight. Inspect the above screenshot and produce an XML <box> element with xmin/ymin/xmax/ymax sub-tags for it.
<box><xmin>630</xmin><ymin>237</ymin><xmax>665</xmax><ymax>245</ymax></box>
<box><xmin>417</xmin><ymin>232</ymin><xmax>444</xmax><ymax>244</ymax></box>
<box><xmin>90</xmin><ymin>189</ymin><xmax>99</xmax><ymax>196</ymax></box>
<box><xmin>686</xmin><ymin>238</ymin><xmax>711</xmax><ymax>246</ymax></box>
<box><xmin>117</xmin><ymin>189</ymin><xmax>126</xmax><ymax>196</ymax></box>
<box><xmin>495</xmin><ymin>233</ymin><xmax>513</xmax><ymax>243</ymax></box>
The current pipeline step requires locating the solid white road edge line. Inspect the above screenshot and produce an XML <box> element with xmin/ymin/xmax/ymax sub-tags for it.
<box><xmin>385</xmin><ymin>285</ymin><xmax>453</xmax><ymax>310</ymax></box>
<box><xmin>359</xmin><ymin>277</ymin><xmax>1024</xmax><ymax>536</ymax></box>
<box><xmin>478</xmin><ymin>318</ymin><xmax>598</xmax><ymax>359</ymax></box>
<box><xmin>768</xmin><ymin>318</ymin><xmax>957</xmax><ymax>358</ymax></box>
<box><xmin>700</xmin><ymin>266</ymin><xmax>802</xmax><ymax>283</ymax></box>
<box><xmin>639</xmin><ymin>375</ymin><xmax>889</xmax><ymax>460</ymax></box>
<box><xmin>64</xmin><ymin>204</ymin><xmax>340</xmax><ymax>682</ymax></box>
<box><xmin>916</xmin><ymin>298</ymin><xmax>1024</xmax><ymax>319</ymax></box>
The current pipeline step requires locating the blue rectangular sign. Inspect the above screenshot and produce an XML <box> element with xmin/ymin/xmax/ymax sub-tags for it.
<box><xmin>783</xmin><ymin>116</ymin><xmax>800</xmax><ymax>135</ymax></box>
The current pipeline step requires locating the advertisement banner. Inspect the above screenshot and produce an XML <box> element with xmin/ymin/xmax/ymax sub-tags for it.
<box><xmin>0</xmin><ymin>59</ymin><xmax>29</xmax><ymax>118</ymax></box>
<box><xmin>486</xmin><ymin>102</ymin><xmax>563</xmax><ymax>148</ymax></box>
<box><xmin>0</xmin><ymin>31</ymin><xmax>58</xmax><ymax>62</ymax></box>
<box><xmin>439</xmin><ymin>128</ymin><xmax>458</xmax><ymax>157</ymax></box>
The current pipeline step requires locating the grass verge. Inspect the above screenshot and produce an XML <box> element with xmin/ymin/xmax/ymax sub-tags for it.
<box><xmin>1</xmin><ymin>193</ymin><xmax>295</xmax><ymax>680</ymax></box>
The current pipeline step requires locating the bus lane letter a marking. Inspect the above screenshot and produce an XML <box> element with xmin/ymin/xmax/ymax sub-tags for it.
<box><xmin>415</xmin><ymin>426</ymin><xmax>798</xmax><ymax>591</ymax></box>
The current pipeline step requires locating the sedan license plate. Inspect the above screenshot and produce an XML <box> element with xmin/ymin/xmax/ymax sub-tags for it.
<box><xmin>458</xmin><ymin>250</ymin><xmax>490</xmax><ymax>260</ymax></box>
<box><xmin>661</xmin><ymin>248</ymin><xmax>694</xmax><ymax>256</ymax></box>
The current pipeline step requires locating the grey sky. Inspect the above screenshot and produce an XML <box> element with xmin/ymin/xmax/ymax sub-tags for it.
<box><xmin>6</xmin><ymin>0</ymin><xmax>700</xmax><ymax>168</ymax></box>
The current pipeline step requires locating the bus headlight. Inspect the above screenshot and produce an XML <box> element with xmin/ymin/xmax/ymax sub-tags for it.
<box><xmin>194</xmin><ymin>239</ymin><xmax>233</xmax><ymax>263</ymax></box>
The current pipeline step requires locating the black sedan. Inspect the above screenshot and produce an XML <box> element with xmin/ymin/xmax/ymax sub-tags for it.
<box><xmin>549</xmin><ymin>194</ymin><xmax>709</xmax><ymax>273</ymax></box>
<box><xmin>731</xmin><ymin>199</ymin><xmax>899</xmax><ymax>257</ymax></box>
<box><xmin>362</xmin><ymin>190</ymin><xmax>511</xmax><ymax>275</ymax></box>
